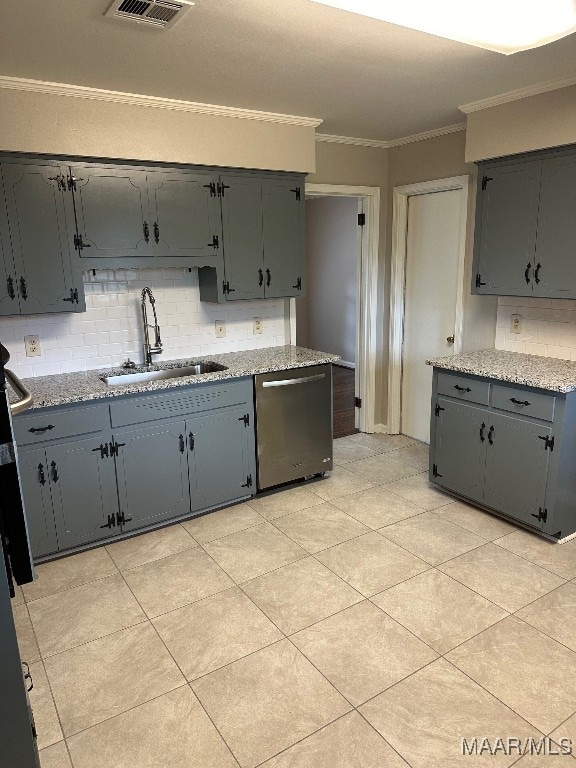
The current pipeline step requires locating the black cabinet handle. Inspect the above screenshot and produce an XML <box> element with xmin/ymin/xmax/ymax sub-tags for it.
<box><xmin>29</xmin><ymin>425</ymin><xmax>55</xmax><ymax>434</ymax></box>
<box><xmin>38</xmin><ymin>463</ymin><xmax>46</xmax><ymax>486</ymax></box>
<box><xmin>525</xmin><ymin>262</ymin><xmax>532</xmax><ymax>284</ymax></box>
<box><xmin>20</xmin><ymin>277</ymin><xmax>27</xmax><ymax>300</ymax></box>
<box><xmin>189</xmin><ymin>432</ymin><xmax>195</xmax><ymax>451</ymax></box>
<box><xmin>454</xmin><ymin>385</ymin><xmax>471</xmax><ymax>393</ymax></box>
<box><xmin>50</xmin><ymin>461</ymin><xmax>59</xmax><ymax>482</ymax></box>
<box><xmin>510</xmin><ymin>398</ymin><xmax>530</xmax><ymax>406</ymax></box>
<box><xmin>179</xmin><ymin>434</ymin><xmax>185</xmax><ymax>454</ymax></box>
<box><xmin>143</xmin><ymin>221</ymin><xmax>150</xmax><ymax>243</ymax></box>
<box><xmin>534</xmin><ymin>263</ymin><xmax>541</xmax><ymax>284</ymax></box>
<box><xmin>488</xmin><ymin>426</ymin><xmax>494</xmax><ymax>445</ymax></box>
<box><xmin>266</xmin><ymin>268</ymin><xmax>271</xmax><ymax>287</ymax></box>
<box><xmin>6</xmin><ymin>276</ymin><xmax>15</xmax><ymax>299</ymax></box>
<box><xmin>479</xmin><ymin>423</ymin><xmax>485</xmax><ymax>443</ymax></box>
<box><xmin>153</xmin><ymin>222</ymin><xmax>160</xmax><ymax>244</ymax></box>
<box><xmin>258</xmin><ymin>269</ymin><xmax>263</xmax><ymax>287</ymax></box>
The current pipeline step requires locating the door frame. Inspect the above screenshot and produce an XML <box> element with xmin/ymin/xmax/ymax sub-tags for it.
<box><xmin>387</xmin><ymin>175</ymin><xmax>469</xmax><ymax>435</ymax></box>
<box><xmin>290</xmin><ymin>183</ymin><xmax>380</xmax><ymax>433</ymax></box>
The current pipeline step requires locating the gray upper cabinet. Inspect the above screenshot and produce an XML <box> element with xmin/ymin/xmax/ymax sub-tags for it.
<box><xmin>72</xmin><ymin>165</ymin><xmax>152</xmax><ymax>259</ymax></box>
<box><xmin>0</xmin><ymin>162</ymin><xmax>85</xmax><ymax>314</ymax></box>
<box><xmin>0</xmin><ymin>187</ymin><xmax>17</xmax><ymax>314</ymax></box>
<box><xmin>147</xmin><ymin>170</ymin><xmax>222</xmax><ymax>258</ymax></box>
<box><xmin>473</xmin><ymin>159</ymin><xmax>542</xmax><ymax>296</ymax></box>
<box><xmin>262</xmin><ymin>178</ymin><xmax>304</xmax><ymax>298</ymax></box>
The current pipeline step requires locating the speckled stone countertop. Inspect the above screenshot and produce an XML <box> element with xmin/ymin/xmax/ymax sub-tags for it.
<box><xmin>8</xmin><ymin>346</ymin><xmax>341</xmax><ymax>411</ymax></box>
<box><xmin>427</xmin><ymin>349</ymin><xmax>576</xmax><ymax>393</ymax></box>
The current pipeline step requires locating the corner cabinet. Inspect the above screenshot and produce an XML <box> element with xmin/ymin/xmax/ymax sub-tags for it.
<box><xmin>14</xmin><ymin>378</ymin><xmax>256</xmax><ymax>560</ymax></box>
<box><xmin>472</xmin><ymin>145</ymin><xmax>576</xmax><ymax>299</ymax></box>
<box><xmin>429</xmin><ymin>368</ymin><xmax>576</xmax><ymax>541</ymax></box>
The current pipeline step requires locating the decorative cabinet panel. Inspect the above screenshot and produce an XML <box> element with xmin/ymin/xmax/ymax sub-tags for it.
<box><xmin>0</xmin><ymin>162</ymin><xmax>85</xmax><ymax>315</ymax></box>
<box><xmin>262</xmin><ymin>178</ymin><xmax>305</xmax><ymax>299</ymax></box>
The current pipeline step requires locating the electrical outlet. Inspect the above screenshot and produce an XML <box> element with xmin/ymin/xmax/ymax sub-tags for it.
<box><xmin>24</xmin><ymin>335</ymin><xmax>41</xmax><ymax>357</ymax></box>
<box><xmin>510</xmin><ymin>314</ymin><xmax>522</xmax><ymax>334</ymax></box>
<box><xmin>215</xmin><ymin>320</ymin><xmax>226</xmax><ymax>338</ymax></box>
<box><xmin>253</xmin><ymin>317</ymin><xmax>263</xmax><ymax>335</ymax></box>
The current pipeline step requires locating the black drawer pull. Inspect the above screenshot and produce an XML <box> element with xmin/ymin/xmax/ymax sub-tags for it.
<box><xmin>20</xmin><ymin>276</ymin><xmax>28</xmax><ymax>300</ymax></box>
<box><xmin>6</xmin><ymin>276</ymin><xmax>15</xmax><ymax>299</ymax></box>
<box><xmin>258</xmin><ymin>268</ymin><xmax>263</xmax><ymax>287</ymax></box>
<box><xmin>38</xmin><ymin>463</ymin><xmax>46</xmax><ymax>486</ymax></box>
<box><xmin>179</xmin><ymin>434</ymin><xmax>185</xmax><ymax>454</ymax></box>
<box><xmin>50</xmin><ymin>461</ymin><xmax>59</xmax><ymax>482</ymax></box>
<box><xmin>266</xmin><ymin>268</ymin><xmax>271</xmax><ymax>287</ymax></box>
<box><xmin>488</xmin><ymin>426</ymin><xmax>494</xmax><ymax>445</ymax></box>
<box><xmin>29</xmin><ymin>425</ymin><xmax>55</xmax><ymax>434</ymax></box>
<box><xmin>534</xmin><ymin>263</ymin><xmax>541</xmax><ymax>284</ymax></box>
<box><xmin>143</xmin><ymin>221</ymin><xmax>150</xmax><ymax>243</ymax></box>
<box><xmin>479</xmin><ymin>423</ymin><xmax>485</xmax><ymax>443</ymax></box>
<box><xmin>153</xmin><ymin>222</ymin><xmax>160</xmax><ymax>244</ymax></box>
<box><xmin>189</xmin><ymin>432</ymin><xmax>195</xmax><ymax>451</ymax></box>
<box><xmin>525</xmin><ymin>262</ymin><xmax>532</xmax><ymax>284</ymax></box>
<box><xmin>510</xmin><ymin>398</ymin><xmax>530</xmax><ymax>406</ymax></box>
<box><xmin>454</xmin><ymin>385</ymin><xmax>471</xmax><ymax>393</ymax></box>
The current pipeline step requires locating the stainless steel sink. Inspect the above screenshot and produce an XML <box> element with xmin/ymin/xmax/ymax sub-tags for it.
<box><xmin>101</xmin><ymin>362</ymin><xmax>228</xmax><ymax>387</ymax></box>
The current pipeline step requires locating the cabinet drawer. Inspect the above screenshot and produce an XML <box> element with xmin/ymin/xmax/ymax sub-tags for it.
<box><xmin>491</xmin><ymin>383</ymin><xmax>556</xmax><ymax>422</ymax></box>
<box><xmin>14</xmin><ymin>405</ymin><xmax>108</xmax><ymax>446</ymax></box>
<box><xmin>110</xmin><ymin>378</ymin><xmax>252</xmax><ymax>427</ymax></box>
<box><xmin>436</xmin><ymin>371</ymin><xmax>490</xmax><ymax>405</ymax></box>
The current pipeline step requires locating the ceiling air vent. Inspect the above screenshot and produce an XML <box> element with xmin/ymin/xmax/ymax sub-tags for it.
<box><xmin>105</xmin><ymin>0</ymin><xmax>195</xmax><ymax>30</ymax></box>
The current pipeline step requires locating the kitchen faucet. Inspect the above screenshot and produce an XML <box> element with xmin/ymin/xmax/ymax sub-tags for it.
<box><xmin>141</xmin><ymin>287</ymin><xmax>163</xmax><ymax>366</ymax></box>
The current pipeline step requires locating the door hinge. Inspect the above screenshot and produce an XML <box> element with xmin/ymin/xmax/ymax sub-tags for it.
<box><xmin>222</xmin><ymin>280</ymin><xmax>236</xmax><ymax>296</ymax></box>
<box><xmin>238</xmin><ymin>413</ymin><xmax>250</xmax><ymax>427</ymax></box>
<box><xmin>92</xmin><ymin>443</ymin><xmax>109</xmax><ymax>459</ymax></box>
<box><xmin>290</xmin><ymin>186</ymin><xmax>301</xmax><ymax>201</ymax></box>
<box><xmin>358</xmin><ymin>213</ymin><xmax>366</xmax><ymax>226</ymax></box>
<box><xmin>475</xmin><ymin>273</ymin><xmax>487</xmax><ymax>288</ymax></box>
<box><xmin>109</xmin><ymin>441</ymin><xmax>126</xmax><ymax>457</ymax></box>
<box><xmin>100</xmin><ymin>513</ymin><xmax>116</xmax><ymax>530</ymax></box>
<box><xmin>355</xmin><ymin>397</ymin><xmax>362</xmax><ymax>408</ymax></box>
<box><xmin>116</xmin><ymin>511</ymin><xmax>133</xmax><ymax>527</ymax></box>
<box><xmin>240</xmin><ymin>474</ymin><xmax>253</xmax><ymax>488</ymax></box>
<box><xmin>538</xmin><ymin>435</ymin><xmax>555</xmax><ymax>451</ymax></box>
<box><xmin>432</xmin><ymin>463</ymin><xmax>443</xmax><ymax>478</ymax></box>
<box><xmin>531</xmin><ymin>507</ymin><xmax>548</xmax><ymax>523</ymax></box>
<box><xmin>481</xmin><ymin>175</ymin><xmax>493</xmax><ymax>191</ymax></box>
<box><xmin>435</xmin><ymin>403</ymin><xmax>445</xmax><ymax>417</ymax></box>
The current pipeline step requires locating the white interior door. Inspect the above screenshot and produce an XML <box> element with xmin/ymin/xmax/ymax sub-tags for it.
<box><xmin>401</xmin><ymin>189</ymin><xmax>463</xmax><ymax>443</ymax></box>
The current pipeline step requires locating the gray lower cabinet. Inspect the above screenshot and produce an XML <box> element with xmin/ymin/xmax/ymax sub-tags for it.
<box><xmin>17</xmin><ymin>447</ymin><xmax>58</xmax><ymax>559</ymax></box>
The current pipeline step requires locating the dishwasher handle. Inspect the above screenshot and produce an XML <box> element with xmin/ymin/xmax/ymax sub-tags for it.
<box><xmin>261</xmin><ymin>373</ymin><xmax>326</xmax><ymax>388</ymax></box>
<box><xmin>5</xmin><ymin>368</ymin><xmax>33</xmax><ymax>415</ymax></box>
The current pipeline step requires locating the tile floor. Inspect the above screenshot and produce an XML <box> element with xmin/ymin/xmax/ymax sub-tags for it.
<box><xmin>12</xmin><ymin>433</ymin><xmax>576</xmax><ymax>767</ymax></box>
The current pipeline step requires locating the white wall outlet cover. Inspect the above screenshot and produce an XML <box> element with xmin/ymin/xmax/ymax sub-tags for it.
<box><xmin>24</xmin><ymin>335</ymin><xmax>41</xmax><ymax>357</ymax></box>
<box><xmin>510</xmin><ymin>314</ymin><xmax>522</xmax><ymax>334</ymax></box>
<box><xmin>253</xmin><ymin>318</ymin><xmax>263</xmax><ymax>335</ymax></box>
<box><xmin>215</xmin><ymin>320</ymin><xmax>226</xmax><ymax>338</ymax></box>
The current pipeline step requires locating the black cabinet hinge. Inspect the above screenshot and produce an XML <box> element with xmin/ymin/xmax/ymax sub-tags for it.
<box><xmin>100</xmin><ymin>513</ymin><xmax>116</xmax><ymax>530</ymax></box>
<box><xmin>538</xmin><ymin>435</ymin><xmax>555</xmax><ymax>451</ymax></box>
<box><xmin>74</xmin><ymin>234</ymin><xmax>91</xmax><ymax>252</ymax></box>
<box><xmin>481</xmin><ymin>175</ymin><xmax>493</xmax><ymax>191</ymax></box>
<box><xmin>435</xmin><ymin>403</ymin><xmax>445</xmax><ymax>417</ymax></box>
<box><xmin>109</xmin><ymin>441</ymin><xmax>126</xmax><ymax>457</ymax></box>
<box><xmin>63</xmin><ymin>288</ymin><xmax>80</xmax><ymax>304</ymax></box>
<box><xmin>222</xmin><ymin>280</ymin><xmax>236</xmax><ymax>296</ymax></box>
<box><xmin>238</xmin><ymin>413</ymin><xmax>250</xmax><ymax>427</ymax></box>
<box><xmin>290</xmin><ymin>186</ymin><xmax>301</xmax><ymax>201</ymax></box>
<box><xmin>208</xmin><ymin>234</ymin><xmax>219</xmax><ymax>249</ymax></box>
<box><xmin>355</xmin><ymin>397</ymin><xmax>362</xmax><ymax>408</ymax></box>
<box><xmin>92</xmin><ymin>443</ymin><xmax>109</xmax><ymax>459</ymax></box>
<box><xmin>116</xmin><ymin>511</ymin><xmax>133</xmax><ymax>527</ymax></box>
<box><xmin>203</xmin><ymin>182</ymin><xmax>217</xmax><ymax>197</ymax></box>
<box><xmin>358</xmin><ymin>213</ymin><xmax>366</xmax><ymax>226</ymax></box>
<box><xmin>217</xmin><ymin>182</ymin><xmax>230</xmax><ymax>197</ymax></box>
<box><xmin>292</xmin><ymin>276</ymin><xmax>302</xmax><ymax>291</ymax></box>
<box><xmin>531</xmin><ymin>507</ymin><xmax>548</xmax><ymax>523</ymax></box>
<box><xmin>432</xmin><ymin>463</ymin><xmax>443</xmax><ymax>478</ymax></box>
<box><xmin>475</xmin><ymin>273</ymin><xmax>487</xmax><ymax>288</ymax></box>
<box><xmin>241</xmin><ymin>474</ymin><xmax>253</xmax><ymax>488</ymax></box>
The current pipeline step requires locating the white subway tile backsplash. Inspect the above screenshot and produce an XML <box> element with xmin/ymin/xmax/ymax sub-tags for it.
<box><xmin>0</xmin><ymin>268</ymin><xmax>288</xmax><ymax>376</ymax></box>
<box><xmin>497</xmin><ymin>297</ymin><xmax>576</xmax><ymax>360</ymax></box>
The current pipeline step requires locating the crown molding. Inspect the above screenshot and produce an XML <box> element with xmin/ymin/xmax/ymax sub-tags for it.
<box><xmin>316</xmin><ymin>122</ymin><xmax>466</xmax><ymax>150</ymax></box>
<box><xmin>0</xmin><ymin>75</ymin><xmax>323</xmax><ymax>127</ymax></box>
<box><xmin>459</xmin><ymin>74</ymin><xmax>576</xmax><ymax>114</ymax></box>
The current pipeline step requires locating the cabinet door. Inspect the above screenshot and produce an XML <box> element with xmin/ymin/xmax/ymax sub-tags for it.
<box><xmin>18</xmin><ymin>447</ymin><xmax>58</xmax><ymax>559</ymax></box>
<box><xmin>432</xmin><ymin>397</ymin><xmax>488</xmax><ymax>504</ymax></box>
<box><xmin>262</xmin><ymin>178</ymin><xmax>305</xmax><ymax>298</ymax></box>
<box><xmin>2</xmin><ymin>163</ymin><xmax>82</xmax><ymax>314</ymax></box>
<box><xmin>474</xmin><ymin>160</ymin><xmax>542</xmax><ymax>296</ymax></box>
<box><xmin>147</xmin><ymin>171</ymin><xmax>222</xmax><ymax>258</ymax></box>
<box><xmin>71</xmin><ymin>166</ymin><xmax>152</xmax><ymax>258</ymax></box>
<box><xmin>188</xmin><ymin>407</ymin><xmax>254</xmax><ymax>511</ymax></box>
<box><xmin>0</xmin><ymin>179</ymin><xmax>19</xmax><ymax>315</ymax></box>
<box><xmin>220</xmin><ymin>175</ymin><xmax>264</xmax><ymax>300</ymax></box>
<box><xmin>114</xmin><ymin>421</ymin><xmax>190</xmax><ymax>531</ymax></box>
<box><xmin>48</xmin><ymin>435</ymin><xmax>118</xmax><ymax>550</ymax></box>
<box><xmin>483</xmin><ymin>413</ymin><xmax>550</xmax><ymax>526</ymax></box>
<box><xmin>534</xmin><ymin>154</ymin><xmax>576</xmax><ymax>298</ymax></box>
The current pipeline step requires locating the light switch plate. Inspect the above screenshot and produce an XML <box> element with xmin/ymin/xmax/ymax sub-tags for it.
<box><xmin>24</xmin><ymin>335</ymin><xmax>41</xmax><ymax>357</ymax></box>
<box><xmin>215</xmin><ymin>320</ymin><xmax>226</xmax><ymax>338</ymax></box>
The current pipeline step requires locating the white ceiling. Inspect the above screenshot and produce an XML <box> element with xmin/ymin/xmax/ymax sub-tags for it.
<box><xmin>2</xmin><ymin>0</ymin><xmax>576</xmax><ymax>141</ymax></box>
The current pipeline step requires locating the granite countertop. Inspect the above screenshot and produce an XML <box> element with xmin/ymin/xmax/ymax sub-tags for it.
<box><xmin>8</xmin><ymin>346</ymin><xmax>341</xmax><ymax>411</ymax></box>
<box><xmin>426</xmin><ymin>349</ymin><xmax>576</xmax><ymax>393</ymax></box>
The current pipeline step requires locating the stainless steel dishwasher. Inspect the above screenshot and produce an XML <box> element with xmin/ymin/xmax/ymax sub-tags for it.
<box><xmin>254</xmin><ymin>364</ymin><xmax>333</xmax><ymax>490</ymax></box>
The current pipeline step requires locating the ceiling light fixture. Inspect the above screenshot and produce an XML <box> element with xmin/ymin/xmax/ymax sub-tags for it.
<box><xmin>310</xmin><ymin>0</ymin><xmax>576</xmax><ymax>54</ymax></box>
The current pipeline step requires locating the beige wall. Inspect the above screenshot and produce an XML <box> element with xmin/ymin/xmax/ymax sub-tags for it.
<box><xmin>465</xmin><ymin>85</ymin><xmax>576</xmax><ymax>163</ymax></box>
<box><xmin>0</xmin><ymin>88</ymin><xmax>316</xmax><ymax>172</ymax></box>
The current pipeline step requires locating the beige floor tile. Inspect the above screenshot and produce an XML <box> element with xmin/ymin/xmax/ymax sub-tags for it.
<box><xmin>153</xmin><ymin>586</ymin><xmax>283</xmax><ymax>680</ymax></box>
<box><xmin>273</xmin><ymin>502</ymin><xmax>369</xmax><ymax>553</ymax></box>
<box><xmin>447</xmin><ymin>616</ymin><xmax>576</xmax><ymax>734</ymax></box>
<box><xmin>360</xmin><ymin>658</ymin><xmax>539</xmax><ymax>768</ymax></box>
<box><xmin>380</xmin><ymin>512</ymin><xmax>486</xmax><ymax>565</ymax></box>
<box><xmin>182</xmin><ymin>503</ymin><xmax>264</xmax><ymax>543</ymax></box>
<box><xmin>67</xmin><ymin>686</ymin><xmax>237</xmax><ymax>768</ymax></box>
<box><xmin>495</xmin><ymin>529</ymin><xmax>576</xmax><ymax>579</ymax></box>
<box><xmin>433</xmin><ymin>500</ymin><xmax>517</xmax><ymax>540</ymax></box>
<box><xmin>331</xmin><ymin>486</ymin><xmax>425</xmax><ymax>529</ymax></box>
<box><xmin>347</xmin><ymin>433</ymin><xmax>418</xmax><ymax>452</ymax></box>
<box><xmin>192</xmin><ymin>639</ymin><xmax>350</xmax><ymax>768</ymax></box>
<box><xmin>292</xmin><ymin>601</ymin><xmax>437</xmax><ymax>706</ymax></box>
<box><xmin>387</xmin><ymin>442</ymin><xmax>430</xmax><ymax>471</ymax></box>
<box><xmin>372</xmin><ymin>569</ymin><xmax>508</xmax><ymax>654</ymax></box>
<box><xmin>23</xmin><ymin>548</ymin><xmax>118</xmax><ymax>602</ymax></box>
<box><xmin>345</xmin><ymin>454</ymin><xmax>422</xmax><ymax>485</ymax></box>
<box><xmin>11</xmin><ymin>584</ymin><xmax>25</xmax><ymax>606</ymax></box>
<box><xmin>333</xmin><ymin>438</ymin><xmax>378</xmax><ymax>465</ymax></box>
<box><xmin>550</xmin><ymin>713</ymin><xmax>576</xmax><ymax>756</ymax></box>
<box><xmin>29</xmin><ymin>661</ymin><xmax>63</xmax><ymax>750</ymax></box>
<box><xmin>242</xmin><ymin>557</ymin><xmax>363</xmax><ymax>635</ymax></box>
<box><xmin>123</xmin><ymin>546</ymin><xmax>234</xmax><ymax>618</ymax></box>
<box><xmin>203</xmin><ymin>522</ymin><xmax>307</xmax><ymax>583</ymax></box>
<box><xmin>28</xmin><ymin>573</ymin><xmax>146</xmax><ymax>656</ymax></box>
<box><xmin>308</xmin><ymin>466</ymin><xmax>375</xmax><ymax>502</ymax></box>
<box><xmin>247</xmin><ymin>486</ymin><xmax>324</xmax><ymax>521</ymax></box>
<box><xmin>45</xmin><ymin>622</ymin><xmax>185</xmax><ymax>736</ymax></box>
<box><xmin>13</xmin><ymin>603</ymin><xmax>41</xmax><ymax>663</ymax></box>
<box><xmin>438</xmin><ymin>543</ymin><xmax>565</xmax><ymax>613</ymax></box>
<box><xmin>106</xmin><ymin>523</ymin><xmax>197</xmax><ymax>571</ymax></box>
<box><xmin>516</xmin><ymin>582</ymin><xmax>576</xmax><ymax>652</ymax></box>
<box><xmin>260</xmin><ymin>711</ymin><xmax>410</xmax><ymax>767</ymax></box>
<box><xmin>39</xmin><ymin>741</ymin><xmax>73</xmax><ymax>768</ymax></box>
<box><xmin>383</xmin><ymin>472</ymin><xmax>453</xmax><ymax>511</ymax></box>
<box><xmin>514</xmin><ymin>750</ymin><xmax>576</xmax><ymax>766</ymax></box>
<box><xmin>316</xmin><ymin>532</ymin><xmax>430</xmax><ymax>597</ymax></box>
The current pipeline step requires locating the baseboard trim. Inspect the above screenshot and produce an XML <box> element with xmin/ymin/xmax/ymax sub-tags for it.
<box><xmin>373</xmin><ymin>423</ymin><xmax>388</xmax><ymax>434</ymax></box>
